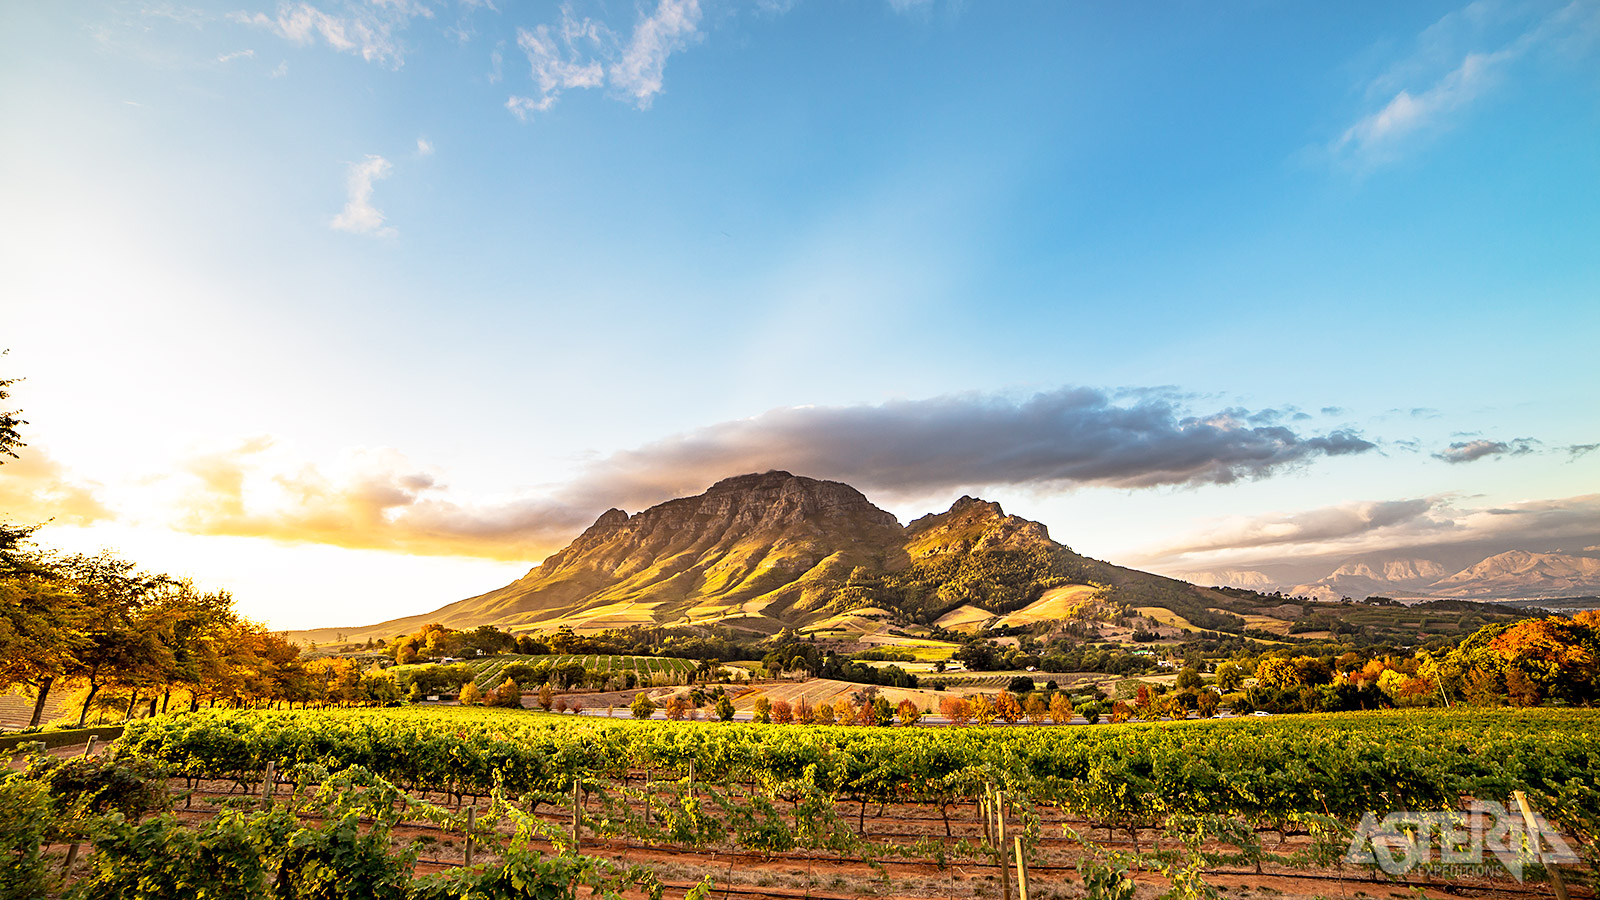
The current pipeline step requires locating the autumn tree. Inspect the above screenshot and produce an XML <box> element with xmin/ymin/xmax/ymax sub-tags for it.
<box><xmin>752</xmin><ymin>695</ymin><xmax>771</xmax><ymax>724</ymax></box>
<box><xmin>938</xmin><ymin>695</ymin><xmax>969</xmax><ymax>726</ymax></box>
<box><xmin>1254</xmin><ymin>657</ymin><xmax>1302</xmax><ymax>691</ymax></box>
<box><xmin>1048</xmin><ymin>692</ymin><xmax>1074</xmax><ymax>724</ymax></box>
<box><xmin>0</xmin><ymin>534</ymin><xmax>90</xmax><ymax>726</ymax></box>
<box><xmin>896</xmin><ymin>698</ymin><xmax>922</xmax><ymax>726</ymax></box>
<box><xmin>968</xmin><ymin>693</ymin><xmax>997</xmax><ymax>726</ymax></box>
<box><xmin>771</xmin><ymin>699</ymin><xmax>793</xmax><ymax>724</ymax></box>
<box><xmin>995</xmin><ymin>691</ymin><xmax>1022</xmax><ymax>724</ymax></box>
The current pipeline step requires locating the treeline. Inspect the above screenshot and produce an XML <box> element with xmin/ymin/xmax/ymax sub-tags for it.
<box><xmin>951</xmin><ymin>637</ymin><xmax>1157</xmax><ymax>676</ymax></box>
<box><xmin>0</xmin><ymin>526</ymin><xmax>406</xmax><ymax>730</ymax></box>
<box><xmin>760</xmin><ymin>643</ymin><xmax>919</xmax><ymax>688</ymax></box>
<box><xmin>388</xmin><ymin>621</ymin><xmax>763</xmax><ymax>666</ymax></box>
<box><xmin>1178</xmin><ymin>611</ymin><xmax>1600</xmax><ymax>715</ymax></box>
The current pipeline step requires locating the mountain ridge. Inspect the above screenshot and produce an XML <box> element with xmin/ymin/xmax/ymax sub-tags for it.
<box><xmin>292</xmin><ymin>471</ymin><xmax>1234</xmax><ymax>644</ymax></box>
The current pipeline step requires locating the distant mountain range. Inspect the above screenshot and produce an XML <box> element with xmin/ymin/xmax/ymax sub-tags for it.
<box><xmin>1190</xmin><ymin>550</ymin><xmax>1600</xmax><ymax>603</ymax></box>
<box><xmin>295</xmin><ymin>471</ymin><xmax>1238</xmax><ymax>644</ymax></box>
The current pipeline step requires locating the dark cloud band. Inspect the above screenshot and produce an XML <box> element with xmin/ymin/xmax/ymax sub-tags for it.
<box><xmin>175</xmin><ymin>386</ymin><xmax>1377</xmax><ymax>560</ymax></box>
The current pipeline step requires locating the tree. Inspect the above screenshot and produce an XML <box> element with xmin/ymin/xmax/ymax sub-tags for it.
<box><xmin>1176</xmin><ymin>667</ymin><xmax>1203</xmax><ymax>691</ymax></box>
<box><xmin>752</xmin><ymin>696</ymin><xmax>771</xmax><ymax>724</ymax></box>
<box><xmin>1048</xmin><ymin>692</ymin><xmax>1074</xmax><ymax>725</ymax></box>
<box><xmin>0</xmin><ymin>360</ymin><xmax>24</xmax><ymax>461</ymax></box>
<box><xmin>665</xmin><ymin>695</ymin><xmax>688</xmax><ymax>720</ymax></box>
<box><xmin>871</xmin><ymin>695</ymin><xmax>894</xmax><ymax>726</ymax></box>
<box><xmin>59</xmin><ymin>553</ymin><xmax>175</xmax><ymax>727</ymax></box>
<box><xmin>487</xmin><ymin>678</ymin><xmax>522</xmax><ymax>708</ymax></box>
<box><xmin>896</xmin><ymin>698</ymin><xmax>922</xmax><ymax>726</ymax></box>
<box><xmin>794</xmin><ymin>696</ymin><xmax>814</xmax><ymax>724</ymax></box>
<box><xmin>771</xmin><ymin>699</ymin><xmax>793</xmax><ymax>724</ymax></box>
<box><xmin>1196</xmin><ymin>689</ymin><xmax>1220</xmax><ymax>718</ymax></box>
<box><xmin>458</xmin><ymin>682</ymin><xmax>482</xmax><ymax>705</ymax></box>
<box><xmin>995</xmin><ymin>691</ymin><xmax>1022</xmax><ymax>724</ymax></box>
<box><xmin>538</xmin><ymin>682</ymin><xmax>555</xmax><ymax>710</ymax></box>
<box><xmin>938</xmin><ymin>695</ymin><xmax>969</xmax><ymax>726</ymax></box>
<box><xmin>813</xmin><ymin>700</ymin><xmax>836</xmax><ymax>725</ymax></box>
<box><xmin>1024</xmin><ymin>693</ymin><xmax>1049</xmax><ymax>724</ymax></box>
<box><xmin>0</xmin><ymin>538</ymin><xmax>90</xmax><ymax>727</ymax></box>
<box><xmin>715</xmin><ymin>694</ymin><xmax>735</xmax><ymax>722</ymax></box>
<box><xmin>630</xmin><ymin>693</ymin><xmax>657</xmax><ymax>719</ymax></box>
<box><xmin>1214</xmin><ymin>662</ymin><xmax>1243</xmax><ymax>692</ymax></box>
<box><xmin>1254</xmin><ymin>657</ymin><xmax>1303</xmax><ymax>691</ymax></box>
<box><xmin>968</xmin><ymin>694</ymin><xmax>997</xmax><ymax>726</ymax></box>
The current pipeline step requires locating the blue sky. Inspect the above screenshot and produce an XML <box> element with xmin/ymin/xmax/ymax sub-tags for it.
<box><xmin>2</xmin><ymin>0</ymin><xmax>1597</xmax><ymax>628</ymax></box>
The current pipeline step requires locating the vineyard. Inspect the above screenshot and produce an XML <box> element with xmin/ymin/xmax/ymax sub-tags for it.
<box><xmin>405</xmin><ymin>654</ymin><xmax>702</xmax><ymax>690</ymax></box>
<box><xmin>65</xmin><ymin>705</ymin><xmax>1596</xmax><ymax>898</ymax></box>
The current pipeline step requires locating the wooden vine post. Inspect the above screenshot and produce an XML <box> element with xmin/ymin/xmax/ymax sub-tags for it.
<box><xmin>1014</xmin><ymin>835</ymin><xmax>1030</xmax><ymax>900</ymax></box>
<box><xmin>61</xmin><ymin>735</ymin><xmax>105</xmax><ymax>874</ymax></box>
<box><xmin>1512</xmin><ymin>791</ymin><xmax>1568</xmax><ymax>900</ymax></box>
<box><xmin>571</xmin><ymin>779</ymin><xmax>582</xmax><ymax>853</ymax></box>
<box><xmin>464</xmin><ymin>807</ymin><xmax>476</xmax><ymax>867</ymax></box>
<box><xmin>995</xmin><ymin>788</ymin><xmax>1012</xmax><ymax>900</ymax></box>
<box><xmin>260</xmin><ymin>760</ymin><xmax>277</xmax><ymax>809</ymax></box>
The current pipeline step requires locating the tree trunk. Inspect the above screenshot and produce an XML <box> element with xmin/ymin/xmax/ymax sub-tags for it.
<box><xmin>123</xmin><ymin>689</ymin><xmax>140</xmax><ymax>722</ymax></box>
<box><xmin>161</xmin><ymin>689</ymin><xmax>171</xmax><ymax>714</ymax></box>
<box><xmin>76</xmin><ymin>679</ymin><xmax>101</xmax><ymax>729</ymax></box>
<box><xmin>28</xmin><ymin>677</ymin><xmax>53</xmax><ymax>728</ymax></box>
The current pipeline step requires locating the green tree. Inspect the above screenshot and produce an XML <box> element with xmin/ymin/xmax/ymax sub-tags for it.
<box><xmin>630</xmin><ymin>693</ymin><xmax>657</xmax><ymax>719</ymax></box>
<box><xmin>0</xmin><ymin>360</ymin><xmax>24</xmax><ymax>462</ymax></box>
<box><xmin>714</xmin><ymin>694</ymin><xmax>735</xmax><ymax>722</ymax></box>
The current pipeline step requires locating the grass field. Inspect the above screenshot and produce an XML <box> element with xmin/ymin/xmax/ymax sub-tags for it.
<box><xmin>1135</xmin><ymin>605</ymin><xmax>1201</xmax><ymax>632</ymax></box>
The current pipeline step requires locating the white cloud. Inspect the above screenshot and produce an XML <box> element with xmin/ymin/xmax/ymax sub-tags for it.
<box><xmin>1331</xmin><ymin>0</ymin><xmax>1600</xmax><ymax>166</ymax></box>
<box><xmin>270</xmin><ymin>60</ymin><xmax>289</xmax><ymax>77</ymax></box>
<box><xmin>508</xmin><ymin>8</ymin><xmax>609</xmax><ymax>117</ymax></box>
<box><xmin>331</xmin><ymin>155</ymin><xmax>396</xmax><ymax>237</ymax></box>
<box><xmin>416</xmin><ymin>137</ymin><xmax>434</xmax><ymax>156</ymax></box>
<box><xmin>1142</xmin><ymin>493</ymin><xmax>1600</xmax><ymax>570</ymax></box>
<box><xmin>1335</xmin><ymin>49</ymin><xmax>1510</xmax><ymax>161</ymax></box>
<box><xmin>611</xmin><ymin>0</ymin><xmax>702</xmax><ymax>108</ymax></box>
<box><xmin>217</xmin><ymin>49</ymin><xmax>256</xmax><ymax>63</ymax></box>
<box><xmin>232</xmin><ymin>1</ymin><xmax>437</xmax><ymax>68</ymax></box>
<box><xmin>505</xmin><ymin>0</ymin><xmax>702</xmax><ymax>118</ymax></box>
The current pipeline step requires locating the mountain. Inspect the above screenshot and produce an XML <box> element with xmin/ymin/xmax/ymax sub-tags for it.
<box><xmin>296</xmin><ymin>471</ymin><xmax>1239</xmax><ymax>643</ymax></box>
<box><xmin>1269</xmin><ymin>551</ymin><xmax>1600</xmax><ymax>603</ymax></box>
<box><xmin>1428</xmin><ymin>551</ymin><xmax>1600</xmax><ymax>599</ymax></box>
<box><xmin>1287</xmin><ymin>558</ymin><xmax>1450</xmax><ymax>602</ymax></box>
